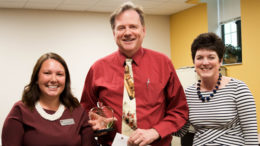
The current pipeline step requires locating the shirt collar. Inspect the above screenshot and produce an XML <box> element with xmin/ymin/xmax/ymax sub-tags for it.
<box><xmin>117</xmin><ymin>47</ymin><xmax>144</xmax><ymax>66</ymax></box>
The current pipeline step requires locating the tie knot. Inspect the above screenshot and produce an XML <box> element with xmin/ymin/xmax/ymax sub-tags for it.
<box><xmin>125</xmin><ymin>59</ymin><xmax>132</xmax><ymax>64</ymax></box>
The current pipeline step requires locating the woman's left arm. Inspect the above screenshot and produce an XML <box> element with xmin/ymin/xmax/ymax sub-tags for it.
<box><xmin>236</xmin><ymin>81</ymin><xmax>259</xmax><ymax>145</ymax></box>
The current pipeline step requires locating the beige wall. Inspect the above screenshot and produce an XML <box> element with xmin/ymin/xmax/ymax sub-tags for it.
<box><xmin>170</xmin><ymin>3</ymin><xmax>208</xmax><ymax>69</ymax></box>
<box><xmin>170</xmin><ymin>0</ymin><xmax>260</xmax><ymax>131</ymax></box>
<box><xmin>239</xmin><ymin>0</ymin><xmax>260</xmax><ymax>131</ymax></box>
<box><xmin>0</xmin><ymin>9</ymin><xmax>171</xmax><ymax>143</ymax></box>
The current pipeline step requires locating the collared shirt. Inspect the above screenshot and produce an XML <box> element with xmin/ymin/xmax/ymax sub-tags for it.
<box><xmin>81</xmin><ymin>47</ymin><xmax>188</xmax><ymax>146</ymax></box>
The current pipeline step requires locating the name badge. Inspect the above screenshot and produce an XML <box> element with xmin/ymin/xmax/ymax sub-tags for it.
<box><xmin>60</xmin><ymin>118</ymin><xmax>75</xmax><ymax>126</ymax></box>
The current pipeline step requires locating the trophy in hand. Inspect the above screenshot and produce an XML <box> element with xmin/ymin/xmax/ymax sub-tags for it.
<box><xmin>89</xmin><ymin>102</ymin><xmax>115</xmax><ymax>135</ymax></box>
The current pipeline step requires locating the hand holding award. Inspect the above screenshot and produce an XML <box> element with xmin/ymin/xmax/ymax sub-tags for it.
<box><xmin>89</xmin><ymin>102</ymin><xmax>115</xmax><ymax>135</ymax></box>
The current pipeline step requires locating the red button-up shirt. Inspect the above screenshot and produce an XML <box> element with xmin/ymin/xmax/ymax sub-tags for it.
<box><xmin>81</xmin><ymin>48</ymin><xmax>188</xmax><ymax>146</ymax></box>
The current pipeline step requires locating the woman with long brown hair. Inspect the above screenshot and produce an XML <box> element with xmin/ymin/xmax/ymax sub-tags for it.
<box><xmin>2</xmin><ymin>52</ymin><xmax>96</xmax><ymax>146</ymax></box>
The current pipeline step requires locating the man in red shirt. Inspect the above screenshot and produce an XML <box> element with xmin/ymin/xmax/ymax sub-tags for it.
<box><xmin>80</xmin><ymin>2</ymin><xmax>188</xmax><ymax>146</ymax></box>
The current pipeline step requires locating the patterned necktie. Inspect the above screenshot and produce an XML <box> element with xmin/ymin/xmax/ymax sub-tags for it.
<box><xmin>122</xmin><ymin>59</ymin><xmax>137</xmax><ymax>136</ymax></box>
<box><xmin>124</xmin><ymin>59</ymin><xmax>135</xmax><ymax>100</ymax></box>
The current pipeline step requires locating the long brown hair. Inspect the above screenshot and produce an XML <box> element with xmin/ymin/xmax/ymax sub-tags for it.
<box><xmin>22</xmin><ymin>52</ymin><xmax>79</xmax><ymax>111</ymax></box>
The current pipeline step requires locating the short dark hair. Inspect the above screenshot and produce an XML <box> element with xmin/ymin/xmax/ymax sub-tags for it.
<box><xmin>191</xmin><ymin>32</ymin><xmax>225</xmax><ymax>63</ymax></box>
<box><xmin>110</xmin><ymin>1</ymin><xmax>145</xmax><ymax>30</ymax></box>
<box><xmin>22</xmin><ymin>52</ymin><xmax>79</xmax><ymax>111</ymax></box>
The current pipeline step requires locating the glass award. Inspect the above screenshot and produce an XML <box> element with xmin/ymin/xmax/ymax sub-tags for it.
<box><xmin>89</xmin><ymin>102</ymin><xmax>114</xmax><ymax>134</ymax></box>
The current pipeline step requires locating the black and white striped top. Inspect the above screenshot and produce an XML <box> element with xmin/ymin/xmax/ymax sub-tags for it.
<box><xmin>182</xmin><ymin>78</ymin><xmax>258</xmax><ymax>145</ymax></box>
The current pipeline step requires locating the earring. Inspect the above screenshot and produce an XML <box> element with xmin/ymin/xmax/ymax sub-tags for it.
<box><xmin>219</xmin><ymin>68</ymin><xmax>221</xmax><ymax>71</ymax></box>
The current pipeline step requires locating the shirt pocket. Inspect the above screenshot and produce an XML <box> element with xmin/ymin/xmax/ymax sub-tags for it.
<box><xmin>135</xmin><ymin>74</ymin><xmax>165</xmax><ymax>107</ymax></box>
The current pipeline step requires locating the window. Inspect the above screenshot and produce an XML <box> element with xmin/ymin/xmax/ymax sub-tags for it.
<box><xmin>221</xmin><ymin>19</ymin><xmax>242</xmax><ymax>64</ymax></box>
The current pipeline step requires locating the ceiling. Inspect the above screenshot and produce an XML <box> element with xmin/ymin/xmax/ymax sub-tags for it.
<box><xmin>0</xmin><ymin>0</ymin><xmax>196</xmax><ymax>15</ymax></box>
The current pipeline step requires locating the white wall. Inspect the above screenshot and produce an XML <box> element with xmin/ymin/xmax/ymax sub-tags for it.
<box><xmin>206</xmin><ymin>0</ymin><xmax>219</xmax><ymax>34</ymax></box>
<box><xmin>0</xmin><ymin>8</ymin><xmax>171</xmax><ymax>143</ymax></box>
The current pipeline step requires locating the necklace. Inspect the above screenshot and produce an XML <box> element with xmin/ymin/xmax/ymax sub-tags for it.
<box><xmin>197</xmin><ymin>73</ymin><xmax>222</xmax><ymax>102</ymax></box>
<box><xmin>35</xmin><ymin>101</ymin><xmax>65</xmax><ymax>121</ymax></box>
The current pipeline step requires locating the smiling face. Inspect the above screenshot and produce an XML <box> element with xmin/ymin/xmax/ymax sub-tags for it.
<box><xmin>113</xmin><ymin>9</ymin><xmax>145</xmax><ymax>57</ymax></box>
<box><xmin>37</xmin><ymin>59</ymin><xmax>66</xmax><ymax>100</ymax></box>
<box><xmin>194</xmin><ymin>49</ymin><xmax>222</xmax><ymax>80</ymax></box>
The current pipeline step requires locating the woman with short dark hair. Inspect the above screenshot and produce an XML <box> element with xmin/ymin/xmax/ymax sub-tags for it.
<box><xmin>176</xmin><ymin>32</ymin><xmax>258</xmax><ymax>145</ymax></box>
